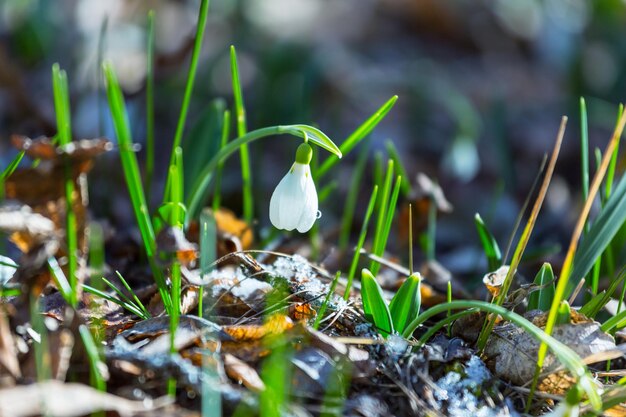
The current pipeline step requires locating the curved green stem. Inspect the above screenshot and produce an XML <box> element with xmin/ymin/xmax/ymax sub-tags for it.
<box><xmin>402</xmin><ymin>300</ymin><xmax>600</xmax><ymax>410</ymax></box>
<box><xmin>186</xmin><ymin>124</ymin><xmax>341</xmax><ymax>220</ymax></box>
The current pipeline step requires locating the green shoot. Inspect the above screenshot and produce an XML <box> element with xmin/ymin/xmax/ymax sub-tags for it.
<box><xmin>371</xmin><ymin>160</ymin><xmax>393</xmax><ymax>256</ymax></box>
<box><xmin>388</xmin><ymin>273</ymin><xmax>421</xmax><ymax>334</ymax></box>
<box><xmin>316</xmin><ymin>96</ymin><xmax>398</xmax><ymax>179</ymax></box>
<box><xmin>555</xmin><ymin>300</ymin><xmax>571</xmax><ymax>326</ymax></box>
<box><xmin>212</xmin><ymin>110</ymin><xmax>231</xmax><ymax>212</ymax></box>
<box><xmin>446</xmin><ymin>281</ymin><xmax>452</xmax><ymax>337</ymax></box>
<box><xmin>103</xmin><ymin>62</ymin><xmax>172</xmax><ymax>312</ymax></box>
<box><xmin>605</xmin><ymin>104</ymin><xmax>624</xmax><ymax>200</ymax></box>
<box><xmin>113</xmin><ymin>271</ymin><xmax>150</xmax><ymax>318</ymax></box>
<box><xmin>30</xmin><ymin>295</ymin><xmax>51</xmax><ymax>381</ymax></box>
<box><xmin>344</xmin><ymin>185</ymin><xmax>378</xmax><ymax>300</ymax></box>
<box><xmin>0</xmin><ymin>150</ymin><xmax>25</xmax><ymax>199</ymax></box>
<box><xmin>52</xmin><ymin>63</ymin><xmax>78</xmax><ymax>308</ymax></box>
<box><xmin>313</xmin><ymin>271</ymin><xmax>341</xmax><ymax>330</ymax></box>
<box><xmin>186</xmin><ymin>124</ymin><xmax>341</xmax><ymax>221</ymax></box>
<box><xmin>477</xmin><ymin>116</ymin><xmax>567</xmax><ymax>350</ymax></box>
<box><xmin>402</xmin><ymin>300</ymin><xmax>601</xmax><ymax>410</ymax></box>
<box><xmin>527</xmin><ymin>263</ymin><xmax>555</xmax><ymax>312</ymax></box>
<box><xmin>48</xmin><ymin>257</ymin><xmax>73</xmax><ymax>304</ymax></box>
<box><xmin>360</xmin><ymin>268</ymin><xmax>393</xmax><ymax>336</ymax></box>
<box><xmin>580</xmin><ymin>97</ymin><xmax>589</xmax><ymax>201</ymax></box>
<box><xmin>230</xmin><ymin>46</ymin><xmax>253</xmax><ymax>222</ymax></box>
<box><xmin>163</xmin><ymin>0</ymin><xmax>210</xmax><ymax>203</ymax></box>
<box><xmin>385</xmin><ymin>140</ymin><xmax>412</xmax><ymax>197</ymax></box>
<box><xmin>579</xmin><ymin>266</ymin><xmax>626</xmax><ymax>318</ymax></box>
<box><xmin>78</xmin><ymin>324</ymin><xmax>106</xmax><ymax>393</ymax></box>
<box><xmin>370</xmin><ymin>175</ymin><xmax>402</xmax><ymax>275</ymax></box>
<box><xmin>339</xmin><ymin>144</ymin><xmax>370</xmax><ymax>250</ymax></box>
<box><xmin>83</xmin><ymin>284</ymin><xmax>149</xmax><ymax>319</ymax></box>
<box><xmin>88</xmin><ymin>222</ymin><xmax>105</xmax><ymax>290</ymax></box>
<box><xmin>145</xmin><ymin>10</ymin><xmax>155</xmax><ymax>203</ymax></box>
<box><xmin>474</xmin><ymin>213</ymin><xmax>502</xmax><ymax>271</ymax></box>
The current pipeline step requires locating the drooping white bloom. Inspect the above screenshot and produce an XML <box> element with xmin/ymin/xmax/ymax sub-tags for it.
<box><xmin>269</xmin><ymin>143</ymin><xmax>318</xmax><ymax>233</ymax></box>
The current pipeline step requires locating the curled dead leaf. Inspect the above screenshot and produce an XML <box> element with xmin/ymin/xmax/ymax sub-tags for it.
<box><xmin>224</xmin><ymin>353</ymin><xmax>265</xmax><ymax>392</ymax></box>
<box><xmin>483</xmin><ymin>312</ymin><xmax>615</xmax><ymax>394</ymax></box>
<box><xmin>224</xmin><ymin>314</ymin><xmax>294</xmax><ymax>342</ymax></box>
<box><xmin>483</xmin><ymin>265</ymin><xmax>510</xmax><ymax>297</ymax></box>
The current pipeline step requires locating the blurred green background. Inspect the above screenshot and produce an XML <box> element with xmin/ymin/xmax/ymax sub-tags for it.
<box><xmin>2</xmin><ymin>0</ymin><xmax>626</xmax><ymax>279</ymax></box>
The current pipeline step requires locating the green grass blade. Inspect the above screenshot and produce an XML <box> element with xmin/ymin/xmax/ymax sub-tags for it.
<box><xmin>0</xmin><ymin>150</ymin><xmax>25</xmax><ymax>200</ymax></box>
<box><xmin>213</xmin><ymin>110</ymin><xmax>231</xmax><ymax>212</ymax></box>
<box><xmin>527</xmin><ymin>263</ymin><xmax>555</xmax><ymax>312</ymax></box>
<box><xmin>313</xmin><ymin>271</ymin><xmax>341</xmax><ymax>330</ymax></box>
<box><xmin>230</xmin><ymin>46</ymin><xmax>254</xmax><ymax>222</ymax></box>
<box><xmin>389</xmin><ymin>273</ymin><xmax>421</xmax><ymax>334</ymax></box>
<box><xmin>163</xmin><ymin>0</ymin><xmax>210</xmax><ymax>202</ymax></box>
<box><xmin>474</xmin><ymin>213</ymin><xmax>502</xmax><ymax>271</ymax></box>
<box><xmin>186</xmin><ymin>124</ymin><xmax>340</xmax><ymax>220</ymax></box>
<box><xmin>316</xmin><ymin>95</ymin><xmax>397</xmax><ymax>179</ymax></box>
<box><xmin>605</xmin><ymin>104</ymin><xmax>624</xmax><ymax>200</ymax></box>
<box><xmin>339</xmin><ymin>144</ymin><xmax>370</xmax><ymax>250</ymax></box>
<box><xmin>580</xmin><ymin>267</ymin><xmax>626</xmax><ymax>318</ymax></box>
<box><xmin>83</xmin><ymin>284</ymin><xmax>146</xmax><ymax>318</ymax></box>
<box><xmin>1</xmin><ymin>151</ymin><xmax>24</xmax><ymax>182</ymax></box>
<box><xmin>145</xmin><ymin>10</ymin><xmax>156</xmax><ymax>203</ymax></box>
<box><xmin>115</xmin><ymin>271</ymin><xmax>150</xmax><ymax>318</ymax></box>
<box><xmin>78</xmin><ymin>324</ymin><xmax>106</xmax><ymax>392</ymax></box>
<box><xmin>569</xmin><ymin>174</ymin><xmax>626</xmax><ymax>294</ymax></box>
<box><xmin>48</xmin><ymin>257</ymin><xmax>73</xmax><ymax>304</ymax></box>
<box><xmin>580</xmin><ymin>97</ymin><xmax>589</xmax><ymax>201</ymax></box>
<box><xmin>88</xmin><ymin>222</ymin><xmax>105</xmax><ymax>290</ymax></box>
<box><xmin>344</xmin><ymin>185</ymin><xmax>378</xmax><ymax>300</ymax></box>
<box><xmin>52</xmin><ymin>63</ymin><xmax>78</xmax><ymax>308</ymax></box>
<box><xmin>385</xmin><ymin>140</ymin><xmax>412</xmax><ymax>197</ymax></box>
<box><xmin>370</xmin><ymin>160</ymin><xmax>393</xmax><ymax>272</ymax></box>
<box><xmin>103</xmin><ymin>62</ymin><xmax>171</xmax><ymax>312</ymax></box>
<box><xmin>370</xmin><ymin>175</ymin><xmax>402</xmax><ymax>275</ymax></box>
<box><xmin>360</xmin><ymin>268</ymin><xmax>393</xmax><ymax>336</ymax></box>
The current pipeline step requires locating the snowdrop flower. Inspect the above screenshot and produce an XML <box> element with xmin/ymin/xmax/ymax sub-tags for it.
<box><xmin>270</xmin><ymin>143</ymin><xmax>318</xmax><ymax>233</ymax></box>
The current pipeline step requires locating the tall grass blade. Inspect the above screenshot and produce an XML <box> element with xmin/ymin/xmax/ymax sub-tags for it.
<box><xmin>317</xmin><ymin>96</ymin><xmax>397</xmax><ymax>179</ymax></box>
<box><xmin>230</xmin><ymin>46</ymin><xmax>253</xmax><ymax>222</ymax></box>
<box><xmin>163</xmin><ymin>0</ymin><xmax>210</xmax><ymax>203</ymax></box>
<box><xmin>385</xmin><ymin>140</ymin><xmax>412</xmax><ymax>196</ymax></box>
<box><xmin>344</xmin><ymin>185</ymin><xmax>378</xmax><ymax>300</ymax></box>
<box><xmin>199</xmin><ymin>209</ymin><xmax>217</xmax><ymax>318</ymax></box>
<box><xmin>213</xmin><ymin>110</ymin><xmax>231</xmax><ymax>212</ymax></box>
<box><xmin>103</xmin><ymin>62</ymin><xmax>171</xmax><ymax>312</ymax></box>
<box><xmin>474</xmin><ymin>213</ymin><xmax>502</xmax><ymax>271</ymax></box>
<box><xmin>339</xmin><ymin>144</ymin><xmax>370</xmax><ymax>250</ymax></box>
<box><xmin>370</xmin><ymin>175</ymin><xmax>402</xmax><ymax>275</ymax></box>
<box><xmin>145</xmin><ymin>10</ymin><xmax>156</xmax><ymax>203</ymax></box>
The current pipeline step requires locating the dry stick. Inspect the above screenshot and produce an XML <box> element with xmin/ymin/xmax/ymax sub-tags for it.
<box><xmin>527</xmin><ymin>108</ymin><xmax>626</xmax><ymax>409</ymax></box>
<box><xmin>477</xmin><ymin>117</ymin><xmax>568</xmax><ymax>350</ymax></box>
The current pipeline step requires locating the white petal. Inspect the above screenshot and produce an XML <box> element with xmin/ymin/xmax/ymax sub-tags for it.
<box><xmin>296</xmin><ymin>166</ymin><xmax>318</xmax><ymax>232</ymax></box>
<box><xmin>278</xmin><ymin>164</ymin><xmax>308</xmax><ymax>231</ymax></box>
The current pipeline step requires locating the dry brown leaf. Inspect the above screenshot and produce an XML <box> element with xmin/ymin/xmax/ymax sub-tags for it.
<box><xmin>214</xmin><ymin>208</ymin><xmax>253</xmax><ymax>249</ymax></box>
<box><xmin>0</xmin><ymin>205</ymin><xmax>56</xmax><ymax>252</ymax></box>
<box><xmin>288</xmin><ymin>302</ymin><xmax>316</xmax><ymax>322</ymax></box>
<box><xmin>156</xmin><ymin>227</ymin><xmax>197</xmax><ymax>266</ymax></box>
<box><xmin>224</xmin><ymin>314</ymin><xmax>294</xmax><ymax>342</ymax></box>
<box><xmin>0</xmin><ymin>311</ymin><xmax>20</xmax><ymax>379</ymax></box>
<box><xmin>0</xmin><ymin>381</ymin><xmax>170</xmax><ymax>417</ymax></box>
<box><xmin>224</xmin><ymin>353</ymin><xmax>265</xmax><ymax>392</ymax></box>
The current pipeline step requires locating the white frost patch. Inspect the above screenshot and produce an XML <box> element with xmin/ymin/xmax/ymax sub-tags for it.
<box><xmin>264</xmin><ymin>255</ymin><xmax>314</xmax><ymax>281</ymax></box>
<box><xmin>435</xmin><ymin>356</ymin><xmax>518</xmax><ymax>417</ymax></box>
<box><xmin>230</xmin><ymin>278</ymin><xmax>273</xmax><ymax>300</ymax></box>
